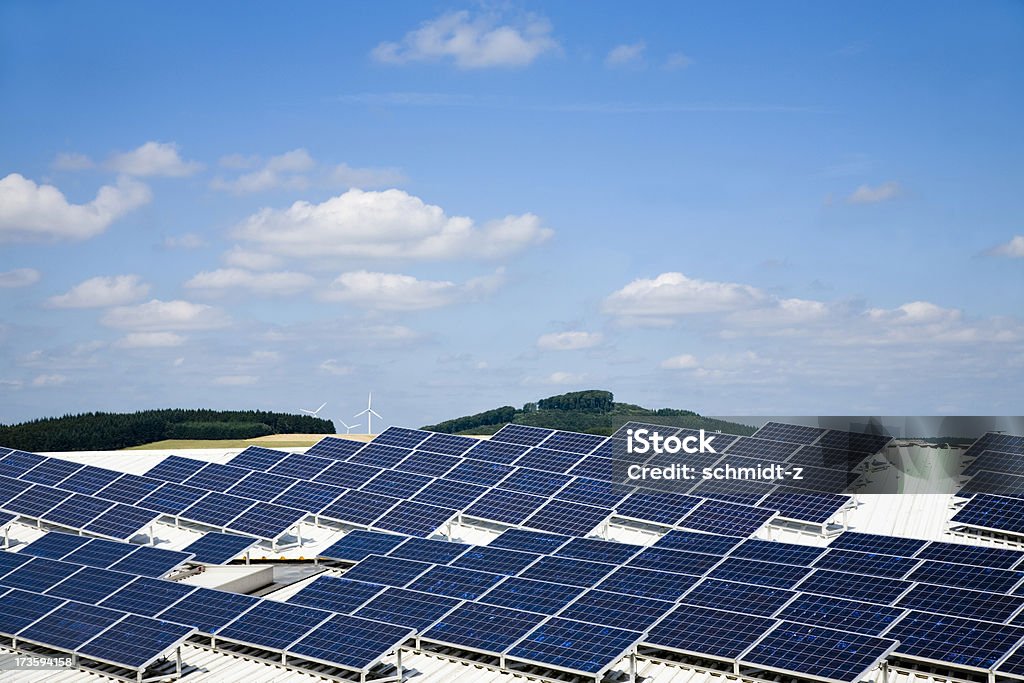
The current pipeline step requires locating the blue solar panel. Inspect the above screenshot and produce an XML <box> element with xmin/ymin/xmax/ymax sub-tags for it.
<box><xmin>489</xmin><ymin>528</ymin><xmax>570</xmax><ymax>555</ymax></box>
<box><xmin>226</xmin><ymin>502</ymin><xmax>305</xmax><ymax>539</ymax></box>
<box><xmin>916</xmin><ymin>540</ymin><xmax>1024</xmax><ymax>570</ymax></box>
<box><xmin>518</xmin><ymin>556</ymin><xmax>615</xmax><ymax>588</ymax></box>
<box><xmin>490</xmin><ymin>424</ymin><xmax>554</xmax><ymax>447</ymax></box>
<box><xmin>218</xmin><ymin>600</ymin><xmax>331</xmax><ymax>650</ymax></box>
<box><xmin>419</xmin><ymin>432</ymin><xmax>479</xmax><ymax>456</ymax></box>
<box><xmin>499</xmin><ymin>468</ymin><xmax>573</xmax><ymax>496</ymax></box>
<box><xmin>373</xmin><ymin>500</ymin><xmax>457</xmax><ymax>537</ymax></box>
<box><xmin>156</xmin><ymin>586</ymin><xmax>259</xmax><ymax>633</ymax></box>
<box><xmin>627</xmin><ymin>547</ymin><xmax>722</xmax><ymax>575</ymax></box>
<box><xmin>18</xmin><ymin>601</ymin><xmax>123</xmax><ymax>650</ymax></box>
<box><xmin>354</xmin><ymin>587</ymin><xmax>460</xmax><ymax>631</ymax></box>
<box><xmin>555</xmin><ymin>477</ymin><xmax>632</xmax><ymax>508</ymax></box>
<box><xmin>62</xmin><ymin>538</ymin><xmax>137</xmax><ymax>568</ymax></box>
<box><xmin>100</xmin><ymin>576</ymin><xmax>196</xmax><ymax>616</ymax></box>
<box><xmin>57</xmin><ymin>466</ymin><xmax>123</xmax><ymax>495</ymax></box>
<box><xmin>752</xmin><ymin>421</ymin><xmax>826</xmax><ymax>444</ymax></box>
<box><xmin>0</xmin><ymin>551</ymin><xmax>32</xmax><ymax>577</ymax></box>
<box><xmin>421</xmin><ymin>601</ymin><xmax>546</xmax><ymax>652</ymax></box>
<box><xmin>506</xmin><ymin>617</ymin><xmax>641</xmax><ymax>675</ymax></box>
<box><xmin>614</xmin><ymin>490</ymin><xmax>702</xmax><ymax>526</ymax></box>
<box><xmin>776</xmin><ymin>593</ymin><xmax>905</xmax><ymax>636</ymax></box>
<box><xmin>20</xmin><ymin>458</ymin><xmax>84</xmax><ymax>486</ymax></box>
<box><xmin>724</xmin><ymin>436</ymin><xmax>802</xmax><ymax>461</ymax></box>
<box><xmin>597</xmin><ymin>567</ymin><xmax>694</xmax><ymax>603</ymax></box>
<box><xmin>0</xmin><ymin>510</ymin><xmax>13</xmax><ymax>526</ymax></box>
<box><xmin>567</xmin><ymin>455</ymin><xmax>616</xmax><ymax>481</ymax></box>
<box><xmin>138</xmin><ymin>482</ymin><xmax>208</xmax><ymax>515</ymax></box>
<box><xmin>679</xmin><ymin>499</ymin><xmax>777</xmax><ymax>537</ymax></box>
<box><xmin>361</xmin><ymin>469</ymin><xmax>432</xmax><ymax>498</ymax></box>
<box><xmin>181</xmin><ymin>492</ymin><xmax>255</xmax><ymax>527</ymax></box>
<box><xmin>267</xmin><ymin>454</ymin><xmax>332</xmax><ymax>480</ymax></box>
<box><xmin>681</xmin><ymin>578</ymin><xmax>796</xmax><ymax>616</ymax></box>
<box><xmin>741</xmin><ymin>622</ymin><xmax>897</xmax><ymax>683</ymax></box>
<box><xmin>412</xmin><ymin>478</ymin><xmax>488</xmax><ymax>508</ymax></box>
<box><xmin>342</xmin><ymin>554</ymin><xmax>432</xmax><ymax>587</ymax></box>
<box><xmin>964</xmin><ymin>433</ymin><xmax>1024</xmax><ymax>460</ymax></box>
<box><xmin>108</xmin><ymin>545</ymin><xmax>191</xmax><ymax>577</ymax></box>
<box><xmin>305</xmin><ymin>437</ymin><xmax>365</xmax><ymax>460</ymax></box>
<box><xmin>643</xmin><ymin>603</ymin><xmax>777</xmax><ymax>660</ymax></box>
<box><xmin>393</xmin><ymin>450</ymin><xmax>462</xmax><ymax>477</ymax></box>
<box><xmin>44</xmin><ymin>493</ymin><xmax>113</xmax><ymax>528</ymax></box>
<box><xmin>183</xmin><ymin>463</ymin><xmax>250</xmax><ymax>492</ymax></box>
<box><xmin>181</xmin><ymin>533</ymin><xmax>254</xmax><ymax>565</ymax></box>
<box><xmin>288</xmin><ymin>576</ymin><xmax>385</xmax><ymax>613</ymax></box>
<box><xmin>446</xmin><ymin>459</ymin><xmax>514</xmax><ymax>486</ymax></box>
<box><xmin>0</xmin><ymin>588</ymin><xmax>65</xmax><ymax>634</ymax></box>
<box><xmin>273</xmin><ymin>481</ymin><xmax>346</xmax><ymax>513</ymax></box>
<box><xmin>227</xmin><ymin>445</ymin><xmax>290</xmax><ymax>470</ymax></box>
<box><xmin>541</xmin><ymin>431</ymin><xmax>607</xmax><ymax>454</ymax></box>
<box><xmin>797</xmin><ymin>569</ymin><xmax>913</xmax><ymax>605</ymax></box>
<box><xmin>313</xmin><ymin>461</ymin><xmax>381</xmax><ymax>489</ymax></box>
<box><xmin>730</xmin><ymin>539</ymin><xmax>828</xmax><ymax>565</ymax></box>
<box><xmin>813</xmin><ymin>548</ymin><xmax>921</xmax><ymax>579</ymax></box>
<box><xmin>513</xmin><ymin>447</ymin><xmax>585</xmax><ymax>474</ymax></box>
<box><xmin>347</xmin><ymin>444</ymin><xmax>412</xmax><ymax>469</ymax></box>
<box><xmin>78</xmin><ymin>614</ymin><xmax>194</xmax><ymax>669</ymax></box>
<box><xmin>554</xmin><ymin>537</ymin><xmax>641</xmax><ymax>565</ymax></box>
<box><xmin>464</xmin><ymin>439</ymin><xmax>532</xmax><ymax>464</ymax></box>
<box><xmin>0</xmin><ymin>556</ymin><xmax>82</xmax><ymax>592</ymax></box>
<box><xmin>407</xmin><ymin>564</ymin><xmax>503</xmax><ymax>599</ymax></box>
<box><xmin>5</xmin><ymin>485</ymin><xmax>71</xmax><ymax>517</ymax></box>
<box><xmin>896</xmin><ymin>582</ymin><xmax>1024</xmax><ymax>623</ymax></box>
<box><xmin>887</xmin><ymin>611</ymin><xmax>1024</xmax><ymax>671</ymax></box>
<box><xmin>996</xmin><ymin>645</ymin><xmax>1024</xmax><ymax>678</ymax></box>
<box><xmin>965</xmin><ymin>450</ymin><xmax>1024</xmax><ymax>477</ymax></box>
<box><xmin>453</xmin><ymin>546</ymin><xmax>540</xmax><ymax>574</ymax></box>
<box><xmin>145</xmin><ymin>455</ymin><xmax>206</xmax><ymax>483</ymax></box>
<box><xmin>46</xmin><ymin>566</ymin><xmax>136</xmax><ymax>603</ymax></box>
<box><xmin>688</xmin><ymin>473</ymin><xmax>777</xmax><ymax>506</ymax></box>
<box><xmin>388</xmin><ymin>538</ymin><xmax>471</xmax><ymax>565</ymax></box>
<box><xmin>18</xmin><ymin>532</ymin><xmax>91</xmax><ymax>559</ymax></box>
<box><xmin>653</xmin><ymin>530</ymin><xmax>742</xmax><ymax>556</ymax></box>
<box><xmin>321</xmin><ymin>530</ymin><xmax>406</xmax><ymax>562</ymax></box>
<box><xmin>289</xmin><ymin>613</ymin><xmax>413</xmax><ymax>671</ymax></box>
<box><xmin>465</xmin><ymin>488</ymin><xmax>546</xmax><ymax>524</ymax></box>
<box><xmin>952</xmin><ymin>494</ymin><xmax>1024</xmax><ymax>535</ymax></box>
<box><xmin>759</xmin><ymin>490</ymin><xmax>850</xmax><ymax>524</ymax></box>
<box><xmin>478</xmin><ymin>576</ymin><xmax>584</xmax><ymax>614</ymax></box>
<box><xmin>373</xmin><ymin>427</ymin><xmax>432</xmax><ymax>449</ymax></box>
<box><xmin>816</xmin><ymin>430</ymin><xmax>892</xmax><ymax>455</ymax></box>
<box><xmin>559</xmin><ymin>589</ymin><xmax>673</xmax><ymax>631</ymax></box>
<box><xmin>708</xmin><ymin>557</ymin><xmax>811</xmax><ymax>588</ymax></box>
<box><xmin>828</xmin><ymin>531</ymin><xmax>928</xmax><ymax>556</ymax></box>
<box><xmin>95</xmin><ymin>474</ymin><xmax>161</xmax><ymax>505</ymax></box>
<box><xmin>0</xmin><ymin>450</ymin><xmax>47</xmax><ymax>477</ymax></box>
<box><xmin>524</xmin><ymin>499</ymin><xmax>610</xmax><ymax>536</ymax></box>
<box><xmin>0</xmin><ymin>474</ymin><xmax>32</xmax><ymax>504</ymax></box>
<box><xmin>907</xmin><ymin>559</ymin><xmax>1024</xmax><ymax>593</ymax></box>
<box><xmin>84</xmin><ymin>503</ymin><xmax>159</xmax><ymax>540</ymax></box>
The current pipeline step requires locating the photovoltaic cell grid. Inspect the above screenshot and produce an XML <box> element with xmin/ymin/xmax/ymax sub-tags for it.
<box><xmin>217</xmin><ymin>600</ymin><xmax>331</xmax><ymax>651</ymax></box>
<box><xmin>828</xmin><ymin>531</ymin><xmax>929</xmax><ymax>557</ymax></box>
<box><xmin>478</xmin><ymin>576</ymin><xmax>583</xmax><ymax>615</ymax></box>
<box><xmin>489</xmin><ymin>424</ymin><xmax>555</xmax><ymax>447</ymax></box>
<box><xmin>895</xmin><ymin>582</ymin><xmax>1024</xmax><ymax>623</ymax></box>
<box><xmin>288</xmin><ymin>613</ymin><xmax>414</xmax><ymax>672</ymax></box>
<box><xmin>740</xmin><ymin>622</ymin><xmax>898</xmax><ymax>683</ymax></box>
<box><xmin>751</xmin><ymin>421</ymin><xmax>827</xmax><ymax>445</ymax></box>
<box><xmin>797</xmin><ymin>570</ymin><xmax>913</xmax><ymax>605</ymax></box>
<box><xmin>964</xmin><ymin>451</ymin><xmax>1024</xmax><ymax>477</ymax></box>
<box><xmin>964</xmin><ymin>432</ymin><xmax>1024</xmax><ymax>459</ymax></box>
<box><xmin>886</xmin><ymin>610</ymin><xmax>1024</xmax><ymax>671</ymax></box>
<box><xmin>522</xmin><ymin>499</ymin><xmax>611</xmax><ymax>536</ymax></box>
<box><xmin>288</xmin><ymin>576</ymin><xmax>385</xmax><ymax>614</ymax></box>
<box><xmin>354</xmin><ymin>588</ymin><xmax>460</xmax><ymax>631</ymax></box>
<box><xmin>596</xmin><ymin>566</ymin><xmax>700</xmax><ymax>602</ymax></box>
<box><xmin>680</xmin><ymin>578</ymin><xmax>796</xmax><ymax>617</ymax></box>
<box><xmin>303</xmin><ymin>437</ymin><xmax>365</xmax><ymax>460</ymax></box>
<box><xmin>678</xmin><ymin>499</ymin><xmax>777</xmax><ymax>537</ymax></box>
<box><xmin>643</xmin><ymin>604</ymin><xmax>777</xmax><ymax>660</ymax></box>
<box><xmin>559</xmin><ymin>589</ymin><xmax>673</xmax><ymax>631</ymax></box>
<box><xmin>812</xmin><ymin>548</ymin><xmax>922</xmax><ymax>579</ymax></box>
<box><xmin>421</xmin><ymin>601</ymin><xmax>545</xmax><ymax>653</ymax></box>
<box><xmin>776</xmin><ymin>593</ymin><xmax>906</xmax><ymax>636</ymax></box>
<box><xmin>724</xmin><ymin>437</ymin><xmax>803</xmax><ymax>462</ymax></box>
<box><xmin>916</xmin><ymin>540</ymin><xmax>1024</xmax><ymax>569</ymax></box>
<box><xmin>952</xmin><ymin>494</ymin><xmax>1024</xmax><ymax>536</ymax></box>
<box><xmin>506</xmin><ymin>617</ymin><xmax>641</xmax><ymax>676</ymax></box>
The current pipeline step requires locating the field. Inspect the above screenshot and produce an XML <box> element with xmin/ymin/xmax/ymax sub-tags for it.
<box><xmin>124</xmin><ymin>433</ymin><xmax>372</xmax><ymax>450</ymax></box>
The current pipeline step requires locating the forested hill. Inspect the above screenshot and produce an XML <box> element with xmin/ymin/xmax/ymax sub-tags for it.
<box><xmin>0</xmin><ymin>409</ymin><xmax>335</xmax><ymax>452</ymax></box>
<box><xmin>421</xmin><ymin>390</ymin><xmax>756</xmax><ymax>437</ymax></box>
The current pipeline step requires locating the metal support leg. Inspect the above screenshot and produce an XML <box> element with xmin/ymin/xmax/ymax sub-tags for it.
<box><xmin>397</xmin><ymin>648</ymin><xmax>403</xmax><ymax>681</ymax></box>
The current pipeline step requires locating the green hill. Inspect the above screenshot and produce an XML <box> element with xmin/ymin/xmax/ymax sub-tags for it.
<box><xmin>422</xmin><ymin>390</ymin><xmax>756</xmax><ymax>437</ymax></box>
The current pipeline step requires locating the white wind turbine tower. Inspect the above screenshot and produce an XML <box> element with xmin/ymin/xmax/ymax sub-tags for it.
<box><xmin>300</xmin><ymin>402</ymin><xmax>327</xmax><ymax>418</ymax></box>
<box><xmin>339</xmin><ymin>420</ymin><xmax>360</xmax><ymax>435</ymax></box>
<box><xmin>354</xmin><ymin>393</ymin><xmax>383</xmax><ymax>435</ymax></box>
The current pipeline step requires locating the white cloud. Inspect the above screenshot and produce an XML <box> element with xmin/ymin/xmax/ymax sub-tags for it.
<box><xmin>660</xmin><ymin>353</ymin><xmax>699</xmax><ymax>370</ymax></box>
<box><xmin>31</xmin><ymin>373</ymin><xmax>67</xmax><ymax>387</ymax></box>
<box><xmin>866</xmin><ymin>301</ymin><xmax>962</xmax><ymax>326</ymax></box>
<box><xmin>218</xmin><ymin>153</ymin><xmax>260</xmax><ymax>169</ymax></box>
<box><xmin>989</xmin><ymin>235</ymin><xmax>1024</xmax><ymax>258</ymax></box>
<box><xmin>0</xmin><ymin>173</ymin><xmax>151</xmax><ymax>242</ymax></box>
<box><xmin>185</xmin><ymin>268</ymin><xmax>314</xmax><ymax>295</ymax></box>
<box><xmin>544</xmin><ymin>371</ymin><xmax>585</xmax><ymax>385</ymax></box>
<box><xmin>102</xmin><ymin>299</ymin><xmax>230</xmax><ymax>330</ymax></box>
<box><xmin>233</xmin><ymin>188</ymin><xmax>552</xmax><ymax>262</ymax></box>
<box><xmin>664</xmin><ymin>52</ymin><xmax>693</xmax><ymax>70</ymax></box>
<box><xmin>847</xmin><ymin>181</ymin><xmax>902</xmax><ymax>204</ymax></box>
<box><xmin>209</xmin><ymin>148</ymin><xmax>314</xmax><ymax>194</ymax></box>
<box><xmin>106</xmin><ymin>141</ymin><xmax>203</xmax><ymax>177</ymax></box>
<box><xmin>372</xmin><ymin>11</ymin><xmax>558</xmax><ymax>69</ymax></box>
<box><xmin>330</xmin><ymin>163</ymin><xmax>406</xmax><ymax>189</ymax></box>
<box><xmin>603</xmin><ymin>272</ymin><xmax>765</xmax><ymax>317</ymax></box>
<box><xmin>319</xmin><ymin>359</ymin><xmax>353</xmax><ymax>376</ymax></box>
<box><xmin>115</xmin><ymin>332</ymin><xmax>186</xmax><ymax>348</ymax></box>
<box><xmin>537</xmin><ymin>331</ymin><xmax>603</xmax><ymax>351</ymax></box>
<box><xmin>213</xmin><ymin>375</ymin><xmax>258</xmax><ymax>386</ymax></box>
<box><xmin>266</xmin><ymin>149</ymin><xmax>315</xmax><ymax>173</ymax></box>
<box><xmin>321</xmin><ymin>271</ymin><xmax>461</xmax><ymax>311</ymax></box>
<box><xmin>223</xmin><ymin>247</ymin><xmax>282</xmax><ymax>270</ymax></box>
<box><xmin>163</xmin><ymin>233</ymin><xmax>206</xmax><ymax>249</ymax></box>
<box><xmin>0</xmin><ymin>268</ymin><xmax>41</xmax><ymax>288</ymax></box>
<box><xmin>52</xmin><ymin>152</ymin><xmax>95</xmax><ymax>171</ymax></box>
<box><xmin>606</xmin><ymin>42</ymin><xmax>645</xmax><ymax>67</ymax></box>
<box><xmin>47</xmin><ymin>275</ymin><xmax>150</xmax><ymax>308</ymax></box>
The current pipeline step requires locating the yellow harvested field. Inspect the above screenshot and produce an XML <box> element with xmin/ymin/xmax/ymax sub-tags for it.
<box><xmin>124</xmin><ymin>433</ymin><xmax>368</xmax><ymax>450</ymax></box>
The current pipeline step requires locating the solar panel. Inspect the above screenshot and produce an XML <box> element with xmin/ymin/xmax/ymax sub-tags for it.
<box><xmin>289</xmin><ymin>613</ymin><xmax>413</xmax><ymax>672</ymax></box>
<box><xmin>342</xmin><ymin>554</ymin><xmax>432</xmax><ymax>587</ymax></box>
<box><xmin>0</xmin><ymin>450</ymin><xmax>47</xmax><ymax>477</ymax></box>
<box><xmin>62</xmin><ymin>538</ymin><xmax>138</xmax><ymax>568</ymax></box>
<box><xmin>729</xmin><ymin>538</ymin><xmax>827</xmax><ymax>565</ymax></box>
<box><xmin>614</xmin><ymin>490</ymin><xmax>702</xmax><ymax>526</ymax></box>
<box><xmin>421</xmin><ymin>602</ymin><xmax>546</xmax><ymax>653</ymax></box>
<box><xmin>752</xmin><ymin>421</ymin><xmax>826</xmax><ymax>444</ymax></box>
<box><xmin>347</xmin><ymin>444</ymin><xmax>412</xmax><ymax>469</ymax></box>
<box><xmin>361</xmin><ymin>469</ymin><xmax>432</xmax><ymax>498</ymax></box>
<box><xmin>464</xmin><ymin>439</ymin><xmax>532</xmax><ymax>464</ymax></box>
<box><xmin>776</xmin><ymin>593</ymin><xmax>906</xmax><ymax>636</ymax></box>
<box><xmin>964</xmin><ymin>433</ymin><xmax>1024</xmax><ymax>460</ymax></box>
<box><xmin>267</xmin><ymin>454</ymin><xmax>332</xmax><ymax>480</ymax></box>
<box><xmin>389</xmin><ymin>538</ymin><xmax>470</xmax><ymax>565</ymax></box>
<box><xmin>0</xmin><ymin>474</ymin><xmax>32</xmax><ymax>504</ymax></box>
<box><xmin>555</xmin><ymin>477</ymin><xmax>633</xmax><ymax>508</ymax></box>
<box><xmin>77</xmin><ymin>614</ymin><xmax>194</xmax><ymax>669</ymax></box>
<box><xmin>490</xmin><ymin>424</ymin><xmax>554</xmax><ymax>447</ymax></box>
<box><xmin>518</xmin><ymin>556</ymin><xmax>615</xmax><ymax>588</ymax></box>
<box><xmin>183</xmin><ymin>463</ymin><xmax>250</xmax><ymax>492</ymax></box>
<box><xmin>218</xmin><ymin>600</ymin><xmax>331</xmax><ymax>651</ymax></box>
<box><xmin>313</xmin><ymin>461</ymin><xmax>381</xmax><ymax>489</ymax></box>
<box><xmin>523</xmin><ymin>499</ymin><xmax>611</xmax><ymax>536</ymax></box>
<box><xmin>960</xmin><ymin>470</ymin><xmax>1024</xmax><ymax>499</ymax></box>
<box><xmin>464</xmin><ymin>488</ymin><xmax>546</xmax><ymax>524</ymax></box>
<box><xmin>227</xmin><ymin>445</ymin><xmax>290</xmax><ymax>470</ymax></box>
<box><xmin>886</xmin><ymin>611</ymin><xmax>1024</xmax><ymax>671</ymax></box>
<box><xmin>321</xmin><ymin>530</ymin><xmax>406</xmax><ymax>562</ymax></box>
<box><xmin>952</xmin><ymin>494</ymin><xmax>1024</xmax><ymax>535</ymax></box>
<box><xmin>567</xmin><ymin>455</ymin><xmax>616</xmax><ymax>482</ymax></box>
<box><xmin>453</xmin><ymin>546</ymin><xmax>540</xmax><ymax>574</ymax></box>
<box><xmin>5</xmin><ymin>484</ymin><xmax>72</xmax><ymax>517</ymax></box>
<box><xmin>499</xmin><ymin>468</ymin><xmax>573</xmax><ymax>496</ymax></box>
<box><xmin>225</xmin><ymin>471</ymin><xmax>297</xmax><ymax>501</ymax></box>
<box><xmin>996</xmin><ymin>644</ymin><xmax>1024</xmax><ymax>679</ymax></box>
<box><xmin>20</xmin><ymin>458</ymin><xmax>84</xmax><ymax>486</ymax></box>
<box><xmin>108</xmin><ymin>545</ymin><xmax>192</xmax><ymax>577</ymax></box>
<box><xmin>724</xmin><ymin>436</ymin><xmax>803</xmax><ymax>461</ymax></box>
<box><xmin>796</xmin><ymin>569</ymin><xmax>913</xmax><ymax>605</ymax></box>
<box><xmin>708</xmin><ymin>557</ymin><xmax>811</xmax><ymax>588</ymax></box>
<box><xmin>0</xmin><ymin>510</ymin><xmax>13</xmax><ymax>526</ymax></box>
<box><xmin>740</xmin><ymin>621</ymin><xmax>897</xmax><ymax>683</ymax></box>
<box><xmin>354</xmin><ymin>587</ymin><xmax>460</xmax><ymax>631</ymax></box>
<box><xmin>18</xmin><ymin>601</ymin><xmax>123</xmax><ymax>650</ymax></box>
<box><xmin>507</xmin><ymin>617</ymin><xmax>641</xmax><ymax>676</ymax></box>
<box><xmin>787</xmin><ymin>444</ymin><xmax>861</xmax><ymax>469</ymax></box>
<box><xmin>304</xmin><ymin>437</ymin><xmax>365</xmax><ymax>460</ymax></box>
<box><xmin>226</xmin><ymin>502</ymin><xmax>305</xmax><ymax>539</ymax></box>
<box><xmin>57</xmin><ymin>465</ymin><xmax>123</xmax><ymax>495</ymax></box>
<box><xmin>407</xmin><ymin>564</ymin><xmax>503</xmax><ymax>599</ymax></box>
<box><xmin>18</xmin><ymin>531</ymin><xmax>91</xmax><ymax>559</ymax></box>
<box><xmin>812</xmin><ymin>548</ymin><xmax>921</xmax><ymax>579</ymax></box>
<box><xmin>373</xmin><ymin>426</ymin><xmax>432</xmax><ymax>450</ymax></box>
<box><xmin>540</xmin><ymin>431</ymin><xmax>607</xmax><ymax>454</ymax></box>
<box><xmin>419</xmin><ymin>432</ymin><xmax>479</xmax><ymax>456</ymax></box>
<box><xmin>965</xmin><ymin>450</ymin><xmax>1024</xmax><ymax>477</ymax></box>
<box><xmin>679</xmin><ymin>499</ymin><xmax>777</xmax><ymax>537</ymax></box>
<box><xmin>653</xmin><ymin>530</ymin><xmax>742</xmax><ymax>556</ymax></box>
<box><xmin>489</xmin><ymin>529</ymin><xmax>570</xmax><ymax>554</ymax></box>
<box><xmin>137</xmin><ymin>482</ymin><xmax>208</xmax><ymax>515</ymax></box>
<box><xmin>642</xmin><ymin>603</ymin><xmax>776</xmax><ymax>660</ymax></box>
<box><xmin>412</xmin><ymin>478</ymin><xmax>488</xmax><ymax>508</ymax></box>
<box><xmin>445</xmin><ymin>459</ymin><xmax>514</xmax><ymax>486</ymax></box>
<box><xmin>478</xmin><ymin>576</ymin><xmax>583</xmax><ymax>614</ymax></box>
<box><xmin>44</xmin><ymin>493</ymin><xmax>113</xmax><ymax>528</ymax></box>
<box><xmin>560</xmin><ymin>589</ymin><xmax>673</xmax><ymax>631</ymax></box>
<box><xmin>156</xmin><ymin>586</ymin><xmax>259</xmax><ymax>633</ymax></box>
<box><xmin>896</xmin><ymin>582</ymin><xmax>1024</xmax><ymax>623</ymax></box>
<box><xmin>373</xmin><ymin>501</ymin><xmax>457</xmax><ymax>537</ymax></box>
<box><xmin>100</xmin><ymin>576</ymin><xmax>197</xmax><ymax>616</ymax></box>
<box><xmin>145</xmin><ymin>455</ymin><xmax>206</xmax><ymax>483</ymax></box>
<box><xmin>513</xmin><ymin>447</ymin><xmax>586</xmax><ymax>474</ymax></box>
<box><xmin>46</xmin><ymin>565</ymin><xmax>136</xmax><ymax>604</ymax></box>
<box><xmin>680</xmin><ymin>578</ymin><xmax>797</xmax><ymax>616</ymax></box>
<box><xmin>916</xmin><ymin>539</ymin><xmax>1024</xmax><ymax>570</ymax></box>
<box><xmin>182</xmin><ymin>533</ymin><xmax>255</xmax><ymax>564</ymax></box>
<box><xmin>554</xmin><ymin>537</ymin><xmax>641</xmax><ymax>565</ymax></box>
<box><xmin>84</xmin><ymin>503</ymin><xmax>159</xmax><ymax>540</ymax></box>
<box><xmin>393</xmin><ymin>450</ymin><xmax>462</xmax><ymax>477</ymax></box>
<box><xmin>95</xmin><ymin>474</ymin><xmax>162</xmax><ymax>505</ymax></box>
<box><xmin>0</xmin><ymin>588</ymin><xmax>65</xmax><ymax>634</ymax></box>
<box><xmin>0</xmin><ymin>550</ymin><xmax>32</xmax><ymax>577</ymax></box>
<box><xmin>816</xmin><ymin>430</ymin><xmax>892</xmax><ymax>455</ymax></box>
<box><xmin>627</xmin><ymin>547</ymin><xmax>722</xmax><ymax>575</ymax></box>
<box><xmin>907</xmin><ymin>559</ymin><xmax>1024</xmax><ymax>593</ymax></box>
<box><xmin>0</xmin><ymin>557</ymin><xmax>82</xmax><ymax>592</ymax></box>
<box><xmin>273</xmin><ymin>481</ymin><xmax>347</xmax><ymax>513</ymax></box>
<box><xmin>759</xmin><ymin>490</ymin><xmax>851</xmax><ymax>524</ymax></box>
<box><xmin>181</xmin><ymin>492</ymin><xmax>256</xmax><ymax>527</ymax></box>
<box><xmin>828</xmin><ymin>531</ymin><xmax>928</xmax><ymax>557</ymax></box>
<box><xmin>288</xmin><ymin>576</ymin><xmax>386</xmax><ymax>613</ymax></box>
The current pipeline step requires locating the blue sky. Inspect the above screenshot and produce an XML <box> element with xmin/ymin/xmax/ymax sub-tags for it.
<box><xmin>1</xmin><ymin>1</ymin><xmax>1022</xmax><ymax>429</ymax></box>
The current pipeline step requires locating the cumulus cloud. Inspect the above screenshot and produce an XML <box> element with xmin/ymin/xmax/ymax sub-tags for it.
<box><xmin>540</xmin><ymin>371</ymin><xmax>585</xmax><ymax>385</ymax></box>
<box><xmin>32</xmin><ymin>374</ymin><xmax>67</xmax><ymax>387</ymax></box>
<box><xmin>115</xmin><ymin>332</ymin><xmax>186</xmax><ymax>348</ymax></box>
<box><xmin>372</xmin><ymin>11</ymin><xmax>558</xmax><ymax>69</ymax></box>
<box><xmin>537</xmin><ymin>331</ymin><xmax>603</xmax><ymax>351</ymax></box>
<box><xmin>185</xmin><ymin>268</ymin><xmax>314</xmax><ymax>295</ymax></box>
<box><xmin>319</xmin><ymin>359</ymin><xmax>353</xmax><ymax>376</ymax></box>
<box><xmin>606</xmin><ymin>42</ymin><xmax>645</xmax><ymax>67</ymax></box>
<box><xmin>0</xmin><ymin>268</ymin><xmax>41</xmax><ymax>288</ymax></box>
<box><xmin>102</xmin><ymin>299</ymin><xmax>230</xmax><ymax>330</ymax></box>
<box><xmin>660</xmin><ymin>353</ymin><xmax>699</xmax><ymax>370</ymax></box>
<box><xmin>106</xmin><ymin>141</ymin><xmax>203</xmax><ymax>177</ymax></box>
<box><xmin>52</xmin><ymin>152</ymin><xmax>95</xmax><ymax>171</ymax></box>
<box><xmin>320</xmin><ymin>269</ymin><xmax>503</xmax><ymax>311</ymax></box>
<box><xmin>223</xmin><ymin>247</ymin><xmax>283</xmax><ymax>271</ymax></box>
<box><xmin>210</xmin><ymin>149</ymin><xmax>400</xmax><ymax>194</ymax></box>
<box><xmin>0</xmin><ymin>173</ymin><xmax>151</xmax><ymax>242</ymax></box>
<box><xmin>163</xmin><ymin>233</ymin><xmax>206</xmax><ymax>249</ymax></box>
<box><xmin>232</xmin><ymin>188</ymin><xmax>551</xmax><ymax>262</ymax></box>
<box><xmin>47</xmin><ymin>275</ymin><xmax>150</xmax><ymax>308</ymax></box>
<box><xmin>988</xmin><ymin>235</ymin><xmax>1024</xmax><ymax>258</ymax></box>
<box><xmin>847</xmin><ymin>181</ymin><xmax>902</xmax><ymax>204</ymax></box>
<box><xmin>603</xmin><ymin>272</ymin><xmax>765</xmax><ymax>318</ymax></box>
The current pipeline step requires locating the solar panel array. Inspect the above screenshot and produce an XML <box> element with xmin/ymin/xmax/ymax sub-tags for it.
<box><xmin>956</xmin><ymin>433</ymin><xmax>1024</xmax><ymax>531</ymax></box>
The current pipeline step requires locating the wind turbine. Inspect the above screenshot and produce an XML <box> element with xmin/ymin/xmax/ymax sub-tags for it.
<box><xmin>354</xmin><ymin>393</ymin><xmax>383</xmax><ymax>435</ymax></box>
<box><xmin>300</xmin><ymin>402</ymin><xmax>327</xmax><ymax>418</ymax></box>
<box><xmin>339</xmin><ymin>420</ymin><xmax>360</xmax><ymax>435</ymax></box>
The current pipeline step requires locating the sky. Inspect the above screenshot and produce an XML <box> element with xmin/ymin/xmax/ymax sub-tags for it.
<box><xmin>1</xmin><ymin>1</ymin><xmax>1022</xmax><ymax>430</ymax></box>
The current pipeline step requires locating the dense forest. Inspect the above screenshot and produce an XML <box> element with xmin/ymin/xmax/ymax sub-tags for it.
<box><xmin>0</xmin><ymin>409</ymin><xmax>335</xmax><ymax>452</ymax></box>
<box><xmin>422</xmin><ymin>389</ymin><xmax>755</xmax><ymax>436</ymax></box>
